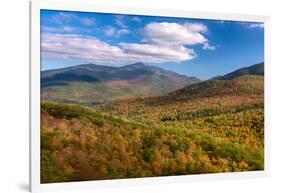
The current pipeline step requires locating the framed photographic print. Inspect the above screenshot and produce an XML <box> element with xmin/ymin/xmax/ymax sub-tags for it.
<box><xmin>30</xmin><ymin>0</ymin><xmax>270</xmax><ymax>192</ymax></box>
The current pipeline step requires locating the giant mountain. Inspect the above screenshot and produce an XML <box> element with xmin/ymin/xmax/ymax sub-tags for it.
<box><xmin>41</xmin><ymin>62</ymin><xmax>200</xmax><ymax>104</ymax></box>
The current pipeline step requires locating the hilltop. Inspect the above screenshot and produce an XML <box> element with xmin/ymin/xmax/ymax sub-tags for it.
<box><xmin>212</xmin><ymin>62</ymin><xmax>264</xmax><ymax>80</ymax></box>
<box><xmin>41</xmin><ymin>62</ymin><xmax>200</xmax><ymax>104</ymax></box>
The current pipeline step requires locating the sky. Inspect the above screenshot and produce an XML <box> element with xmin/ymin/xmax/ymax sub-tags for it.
<box><xmin>41</xmin><ymin>10</ymin><xmax>264</xmax><ymax>80</ymax></box>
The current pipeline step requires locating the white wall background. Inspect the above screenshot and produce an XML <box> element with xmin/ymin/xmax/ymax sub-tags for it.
<box><xmin>0</xmin><ymin>0</ymin><xmax>280</xmax><ymax>192</ymax></box>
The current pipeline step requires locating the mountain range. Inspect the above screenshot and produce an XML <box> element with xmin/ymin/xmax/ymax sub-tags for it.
<box><xmin>41</xmin><ymin>62</ymin><xmax>200</xmax><ymax>104</ymax></box>
<box><xmin>41</xmin><ymin>62</ymin><xmax>265</xmax><ymax>182</ymax></box>
<box><xmin>41</xmin><ymin>62</ymin><xmax>264</xmax><ymax>104</ymax></box>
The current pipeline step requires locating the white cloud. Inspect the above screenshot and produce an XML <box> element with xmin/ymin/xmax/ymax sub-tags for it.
<box><xmin>80</xmin><ymin>17</ymin><xmax>96</xmax><ymax>26</ymax></box>
<box><xmin>104</xmin><ymin>27</ymin><xmax>130</xmax><ymax>37</ymax></box>
<box><xmin>52</xmin><ymin>12</ymin><xmax>78</xmax><ymax>24</ymax></box>
<box><xmin>115</xmin><ymin>15</ymin><xmax>128</xmax><ymax>28</ymax></box>
<box><xmin>50</xmin><ymin>12</ymin><xmax>95</xmax><ymax>27</ymax></box>
<box><xmin>142</xmin><ymin>22</ymin><xmax>207</xmax><ymax>46</ymax></box>
<box><xmin>183</xmin><ymin>22</ymin><xmax>208</xmax><ymax>33</ymax></box>
<box><xmin>241</xmin><ymin>22</ymin><xmax>264</xmax><ymax>29</ymax></box>
<box><xmin>42</xmin><ymin>33</ymin><xmax>124</xmax><ymax>64</ymax></box>
<box><xmin>120</xmin><ymin>43</ymin><xmax>196</xmax><ymax>62</ymax></box>
<box><xmin>104</xmin><ymin>26</ymin><xmax>116</xmax><ymax>36</ymax></box>
<box><xmin>41</xmin><ymin>33</ymin><xmax>196</xmax><ymax>64</ymax></box>
<box><xmin>42</xmin><ymin>21</ymin><xmax>213</xmax><ymax>65</ymax></box>
<box><xmin>203</xmin><ymin>42</ymin><xmax>216</xmax><ymax>50</ymax></box>
<box><xmin>42</xmin><ymin>26</ymin><xmax>77</xmax><ymax>33</ymax></box>
<box><xmin>248</xmin><ymin>23</ymin><xmax>264</xmax><ymax>28</ymax></box>
<box><xmin>116</xmin><ymin>29</ymin><xmax>130</xmax><ymax>36</ymax></box>
<box><xmin>132</xmin><ymin>16</ymin><xmax>142</xmax><ymax>22</ymax></box>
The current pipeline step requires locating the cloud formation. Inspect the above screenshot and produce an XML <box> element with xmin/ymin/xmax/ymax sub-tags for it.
<box><xmin>115</xmin><ymin>15</ymin><xmax>128</xmax><ymax>29</ymax></box>
<box><xmin>120</xmin><ymin>43</ymin><xmax>196</xmax><ymax>62</ymax></box>
<box><xmin>203</xmin><ymin>42</ymin><xmax>216</xmax><ymax>50</ymax></box>
<box><xmin>117</xmin><ymin>29</ymin><xmax>130</xmax><ymax>36</ymax></box>
<box><xmin>248</xmin><ymin>23</ymin><xmax>264</xmax><ymax>28</ymax></box>
<box><xmin>104</xmin><ymin>26</ymin><xmax>130</xmax><ymax>37</ymax></box>
<box><xmin>132</xmin><ymin>16</ymin><xmax>142</xmax><ymax>22</ymax></box>
<box><xmin>42</xmin><ymin>21</ymin><xmax>212</xmax><ymax>65</ymax></box>
<box><xmin>104</xmin><ymin>26</ymin><xmax>116</xmax><ymax>36</ymax></box>
<box><xmin>41</xmin><ymin>33</ymin><xmax>196</xmax><ymax>64</ymax></box>
<box><xmin>142</xmin><ymin>22</ymin><xmax>207</xmax><ymax>46</ymax></box>
<box><xmin>80</xmin><ymin>17</ymin><xmax>96</xmax><ymax>26</ymax></box>
<box><xmin>42</xmin><ymin>26</ymin><xmax>77</xmax><ymax>33</ymax></box>
<box><xmin>241</xmin><ymin>22</ymin><xmax>264</xmax><ymax>29</ymax></box>
<box><xmin>50</xmin><ymin>12</ymin><xmax>96</xmax><ymax>27</ymax></box>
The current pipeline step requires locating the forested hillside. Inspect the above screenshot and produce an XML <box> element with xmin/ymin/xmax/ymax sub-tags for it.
<box><xmin>41</xmin><ymin>63</ymin><xmax>200</xmax><ymax>104</ymax></box>
<box><xmin>41</xmin><ymin>75</ymin><xmax>264</xmax><ymax>183</ymax></box>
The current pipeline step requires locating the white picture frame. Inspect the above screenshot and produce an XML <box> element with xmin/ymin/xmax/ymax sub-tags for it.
<box><xmin>30</xmin><ymin>0</ymin><xmax>270</xmax><ymax>192</ymax></box>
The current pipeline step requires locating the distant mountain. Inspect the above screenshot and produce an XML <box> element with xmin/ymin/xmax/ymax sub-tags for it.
<box><xmin>102</xmin><ymin>75</ymin><xmax>263</xmax><ymax>114</ymax></box>
<box><xmin>125</xmin><ymin>75</ymin><xmax>264</xmax><ymax>106</ymax></box>
<box><xmin>41</xmin><ymin>62</ymin><xmax>200</xmax><ymax>104</ymax></box>
<box><xmin>172</xmin><ymin>75</ymin><xmax>263</xmax><ymax>99</ymax></box>
<box><xmin>212</xmin><ymin>62</ymin><xmax>264</xmax><ymax>80</ymax></box>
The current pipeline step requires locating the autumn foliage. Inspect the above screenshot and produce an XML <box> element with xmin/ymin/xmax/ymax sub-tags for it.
<box><xmin>41</xmin><ymin>75</ymin><xmax>264</xmax><ymax>183</ymax></box>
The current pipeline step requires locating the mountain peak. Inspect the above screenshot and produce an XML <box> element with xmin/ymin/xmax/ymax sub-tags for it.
<box><xmin>77</xmin><ymin>63</ymin><xmax>99</xmax><ymax>68</ymax></box>
<box><xmin>211</xmin><ymin>62</ymin><xmax>264</xmax><ymax>80</ymax></box>
<box><xmin>123</xmin><ymin>62</ymin><xmax>146</xmax><ymax>68</ymax></box>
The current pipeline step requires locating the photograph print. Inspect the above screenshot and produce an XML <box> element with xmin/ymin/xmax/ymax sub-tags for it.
<box><xmin>40</xmin><ymin>9</ymin><xmax>264</xmax><ymax>183</ymax></box>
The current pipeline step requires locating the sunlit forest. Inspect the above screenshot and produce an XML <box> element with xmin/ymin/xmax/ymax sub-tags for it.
<box><xmin>41</xmin><ymin>75</ymin><xmax>264</xmax><ymax>183</ymax></box>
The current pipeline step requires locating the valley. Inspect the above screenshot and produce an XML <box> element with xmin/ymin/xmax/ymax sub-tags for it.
<box><xmin>40</xmin><ymin>62</ymin><xmax>264</xmax><ymax>183</ymax></box>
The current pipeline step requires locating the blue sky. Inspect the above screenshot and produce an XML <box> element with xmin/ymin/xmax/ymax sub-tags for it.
<box><xmin>41</xmin><ymin>10</ymin><xmax>264</xmax><ymax>80</ymax></box>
